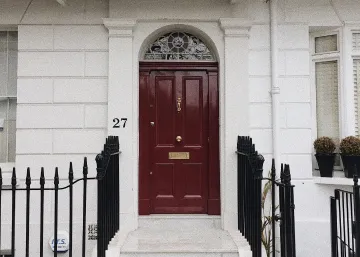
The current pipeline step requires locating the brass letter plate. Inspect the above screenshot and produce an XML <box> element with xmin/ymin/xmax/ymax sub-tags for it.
<box><xmin>169</xmin><ymin>152</ymin><xmax>190</xmax><ymax>160</ymax></box>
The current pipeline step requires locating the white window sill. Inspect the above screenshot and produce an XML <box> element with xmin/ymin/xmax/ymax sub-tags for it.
<box><xmin>313</xmin><ymin>176</ymin><xmax>355</xmax><ymax>186</ymax></box>
<box><xmin>0</xmin><ymin>162</ymin><xmax>15</xmax><ymax>173</ymax></box>
<box><xmin>0</xmin><ymin>162</ymin><xmax>16</xmax><ymax>187</ymax></box>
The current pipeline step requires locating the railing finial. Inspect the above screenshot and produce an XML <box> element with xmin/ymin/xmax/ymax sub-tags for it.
<box><xmin>26</xmin><ymin>168</ymin><xmax>31</xmax><ymax>186</ymax></box>
<box><xmin>353</xmin><ymin>164</ymin><xmax>358</xmax><ymax>186</ymax></box>
<box><xmin>40</xmin><ymin>167</ymin><xmax>45</xmax><ymax>186</ymax></box>
<box><xmin>11</xmin><ymin>167</ymin><xmax>16</xmax><ymax>186</ymax></box>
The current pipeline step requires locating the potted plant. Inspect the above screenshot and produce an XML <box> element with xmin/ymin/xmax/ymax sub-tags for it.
<box><xmin>314</xmin><ymin>137</ymin><xmax>336</xmax><ymax>177</ymax></box>
<box><xmin>340</xmin><ymin>136</ymin><xmax>360</xmax><ymax>178</ymax></box>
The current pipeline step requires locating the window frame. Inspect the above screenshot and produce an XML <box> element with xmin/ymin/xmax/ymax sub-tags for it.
<box><xmin>0</xmin><ymin>29</ymin><xmax>17</xmax><ymax>168</ymax></box>
<box><xmin>310</xmin><ymin>29</ymin><xmax>343</xmax><ymax>171</ymax></box>
<box><xmin>310</xmin><ymin>29</ymin><xmax>343</xmax><ymax>139</ymax></box>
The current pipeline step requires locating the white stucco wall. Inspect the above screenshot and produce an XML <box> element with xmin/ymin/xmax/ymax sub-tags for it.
<box><xmin>0</xmin><ymin>0</ymin><xmax>360</xmax><ymax>256</ymax></box>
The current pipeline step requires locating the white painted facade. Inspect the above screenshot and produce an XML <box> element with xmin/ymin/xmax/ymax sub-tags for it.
<box><xmin>0</xmin><ymin>0</ymin><xmax>360</xmax><ymax>256</ymax></box>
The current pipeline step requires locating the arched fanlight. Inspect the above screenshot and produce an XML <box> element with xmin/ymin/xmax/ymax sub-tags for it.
<box><xmin>144</xmin><ymin>32</ymin><xmax>215</xmax><ymax>61</ymax></box>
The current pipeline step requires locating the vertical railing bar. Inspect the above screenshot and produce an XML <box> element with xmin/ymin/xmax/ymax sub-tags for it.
<box><xmin>331</xmin><ymin>196</ymin><xmax>338</xmax><ymax>257</ymax></box>
<box><xmin>11</xmin><ymin>168</ymin><xmax>16</xmax><ymax>257</ymax></box>
<box><xmin>342</xmin><ymin>191</ymin><xmax>346</xmax><ymax>255</ymax></box>
<box><xmin>116</xmin><ymin>139</ymin><xmax>120</xmax><ymax>233</ymax></box>
<box><xmin>337</xmin><ymin>190</ymin><xmax>343</xmax><ymax>257</ymax></box>
<box><xmin>69</xmin><ymin>162</ymin><xmax>74</xmax><ymax>257</ymax></box>
<box><xmin>82</xmin><ymin>157</ymin><xmax>88</xmax><ymax>257</ymax></box>
<box><xmin>346</xmin><ymin>193</ymin><xmax>350</xmax><ymax>255</ymax></box>
<box><xmin>25</xmin><ymin>168</ymin><xmax>31</xmax><ymax>257</ymax></box>
<box><xmin>280</xmin><ymin>164</ymin><xmax>285</xmax><ymax>257</ymax></box>
<box><xmin>271</xmin><ymin>159</ymin><xmax>276</xmax><ymax>257</ymax></box>
<box><xmin>40</xmin><ymin>168</ymin><xmax>45</xmax><ymax>257</ymax></box>
<box><xmin>350</xmin><ymin>192</ymin><xmax>355</xmax><ymax>254</ymax></box>
<box><xmin>54</xmin><ymin>168</ymin><xmax>59</xmax><ymax>257</ymax></box>
<box><xmin>290</xmin><ymin>182</ymin><xmax>296</xmax><ymax>257</ymax></box>
<box><xmin>353</xmin><ymin>171</ymin><xmax>360</xmax><ymax>257</ymax></box>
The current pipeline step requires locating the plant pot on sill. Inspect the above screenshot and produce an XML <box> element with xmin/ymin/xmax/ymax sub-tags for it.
<box><xmin>340</xmin><ymin>154</ymin><xmax>360</xmax><ymax>178</ymax></box>
<box><xmin>315</xmin><ymin>153</ymin><xmax>336</xmax><ymax>177</ymax></box>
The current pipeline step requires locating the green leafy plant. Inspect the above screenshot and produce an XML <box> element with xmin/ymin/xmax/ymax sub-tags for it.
<box><xmin>340</xmin><ymin>136</ymin><xmax>360</xmax><ymax>155</ymax></box>
<box><xmin>261</xmin><ymin>172</ymin><xmax>279</xmax><ymax>257</ymax></box>
<box><xmin>313</xmin><ymin>137</ymin><xmax>336</xmax><ymax>154</ymax></box>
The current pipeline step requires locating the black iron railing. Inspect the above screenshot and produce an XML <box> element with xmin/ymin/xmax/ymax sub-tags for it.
<box><xmin>0</xmin><ymin>136</ymin><xmax>120</xmax><ymax>257</ymax></box>
<box><xmin>269</xmin><ymin>161</ymin><xmax>296</xmax><ymax>257</ymax></box>
<box><xmin>0</xmin><ymin>159</ymin><xmax>93</xmax><ymax>257</ymax></box>
<box><xmin>331</xmin><ymin>169</ymin><xmax>360</xmax><ymax>257</ymax></box>
<box><xmin>236</xmin><ymin>136</ymin><xmax>296</xmax><ymax>257</ymax></box>
<box><xmin>236</xmin><ymin>136</ymin><xmax>264</xmax><ymax>257</ymax></box>
<box><xmin>96</xmin><ymin>136</ymin><xmax>120</xmax><ymax>257</ymax></box>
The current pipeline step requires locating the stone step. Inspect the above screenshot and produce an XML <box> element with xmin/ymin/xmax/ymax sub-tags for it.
<box><xmin>118</xmin><ymin>216</ymin><xmax>252</xmax><ymax>257</ymax></box>
<box><xmin>120</xmin><ymin>253</ymin><xmax>239</xmax><ymax>257</ymax></box>
<box><xmin>138</xmin><ymin>214</ymin><xmax>221</xmax><ymax>230</ymax></box>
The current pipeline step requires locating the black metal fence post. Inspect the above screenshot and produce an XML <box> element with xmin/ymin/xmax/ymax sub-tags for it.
<box><xmin>54</xmin><ymin>168</ymin><xmax>59</xmax><ymax>257</ymax></box>
<box><xmin>11</xmin><ymin>168</ymin><xmax>16</xmax><ymax>257</ymax></box>
<box><xmin>331</xmin><ymin>195</ymin><xmax>338</xmax><ymax>257</ymax></box>
<box><xmin>236</xmin><ymin>136</ymin><xmax>264</xmax><ymax>257</ymax></box>
<box><xmin>69</xmin><ymin>163</ymin><xmax>74</xmax><ymax>257</ymax></box>
<box><xmin>25</xmin><ymin>168</ymin><xmax>31</xmax><ymax>257</ymax></box>
<box><xmin>354</xmin><ymin>172</ymin><xmax>360</xmax><ymax>257</ymax></box>
<box><xmin>96</xmin><ymin>136</ymin><xmax>120</xmax><ymax>257</ymax></box>
<box><xmin>40</xmin><ymin>168</ymin><xmax>45</xmax><ymax>257</ymax></box>
<box><xmin>271</xmin><ymin>160</ymin><xmax>276</xmax><ymax>257</ymax></box>
<box><xmin>82</xmin><ymin>157</ymin><xmax>88</xmax><ymax>257</ymax></box>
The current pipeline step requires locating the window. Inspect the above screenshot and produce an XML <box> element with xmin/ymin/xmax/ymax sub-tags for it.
<box><xmin>353</xmin><ymin>33</ymin><xmax>360</xmax><ymax>136</ymax></box>
<box><xmin>0</xmin><ymin>31</ymin><xmax>17</xmax><ymax>163</ymax></box>
<box><xmin>143</xmin><ymin>32</ymin><xmax>215</xmax><ymax>61</ymax></box>
<box><xmin>312</xmin><ymin>32</ymin><xmax>340</xmax><ymax>143</ymax></box>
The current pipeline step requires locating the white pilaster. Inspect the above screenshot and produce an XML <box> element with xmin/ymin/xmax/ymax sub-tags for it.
<box><xmin>219</xmin><ymin>18</ymin><xmax>251</xmax><ymax>231</ymax></box>
<box><xmin>103</xmin><ymin>18</ymin><xmax>137</xmax><ymax>231</ymax></box>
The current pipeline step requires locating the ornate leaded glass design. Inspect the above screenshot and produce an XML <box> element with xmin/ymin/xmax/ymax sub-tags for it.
<box><xmin>144</xmin><ymin>32</ymin><xmax>215</xmax><ymax>61</ymax></box>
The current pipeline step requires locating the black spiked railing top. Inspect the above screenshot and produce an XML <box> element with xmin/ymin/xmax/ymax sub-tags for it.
<box><xmin>96</xmin><ymin>136</ymin><xmax>120</xmax><ymax>180</ymax></box>
<box><xmin>0</xmin><ymin>136</ymin><xmax>120</xmax><ymax>257</ymax></box>
<box><xmin>69</xmin><ymin>162</ymin><xmax>74</xmax><ymax>182</ymax></box>
<box><xmin>26</xmin><ymin>168</ymin><xmax>31</xmax><ymax>186</ymax></box>
<box><xmin>40</xmin><ymin>167</ymin><xmax>45</xmax><ymax>186</ymax></box>
<box><xmin>11</xmin><ymin>168</ymin><xmax>16</xmax><ymax>186</ymax></box>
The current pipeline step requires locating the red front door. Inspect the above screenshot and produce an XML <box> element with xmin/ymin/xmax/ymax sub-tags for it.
<box><xmin>149</xmin><ymin>70</ymin><xmax>209</xmax><ymax>213</ymax></box>
<box><xmin>139</xmin><ymin>62</ymin><xmax>220</xmax><ymax>215</ymax></box>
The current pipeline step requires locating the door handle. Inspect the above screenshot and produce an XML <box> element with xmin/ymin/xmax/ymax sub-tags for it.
<box><xmin>176</xmin><ymin>136</ymin><xmax>182</xmax><ymax>142</ymax></box>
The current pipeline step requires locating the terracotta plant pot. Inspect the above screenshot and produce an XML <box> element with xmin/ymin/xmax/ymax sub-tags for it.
<box><xmin>340</xmin><ymin>154</ymin><xmax>360</xmax><ymax>178</ymax></box>
<box><xmin>315</xmin><ymin>153</ymin><xmax>336</xmax><ymax>177</ymax></box>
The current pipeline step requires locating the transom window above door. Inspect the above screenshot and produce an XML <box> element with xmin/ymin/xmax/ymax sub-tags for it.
<box><xmin>143</xmin><ymin>32</ymin><xmax>215</xmax><ymax>61</ymax></box>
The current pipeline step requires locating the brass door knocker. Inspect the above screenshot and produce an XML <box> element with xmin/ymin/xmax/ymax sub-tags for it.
<box><xmin>177</xmin><ymin>97</ymin><xmax>182</xmax><ymax>112</ymax></box>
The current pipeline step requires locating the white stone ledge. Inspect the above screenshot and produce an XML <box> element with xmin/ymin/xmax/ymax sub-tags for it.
<box><xmin>313</xmin><ymin>177</ymin><xmax>354</xmax><ymax>186</ymax></box>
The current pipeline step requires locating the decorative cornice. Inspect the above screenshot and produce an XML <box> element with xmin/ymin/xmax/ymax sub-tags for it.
<box><xmin>219</xmin><ymin>18</ymin><xmax>252</xmax><ymax>38</ymax></box>
<box><xmin>103</xmin><ymin>18</ymin><xmax>137</xmax><ymax>38</ymax></box>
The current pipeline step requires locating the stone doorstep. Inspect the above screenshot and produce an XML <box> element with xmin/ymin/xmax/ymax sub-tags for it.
<box><xmin>118</xmin><ymin>216</ymin><xmax>249</xmax><ymax>257</ymax></box>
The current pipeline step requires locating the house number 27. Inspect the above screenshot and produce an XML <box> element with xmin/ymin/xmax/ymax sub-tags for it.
<box><xmin>113</xmin><ymin>118</ymin><xmax>128</xmax><ymax>128</ymax></box>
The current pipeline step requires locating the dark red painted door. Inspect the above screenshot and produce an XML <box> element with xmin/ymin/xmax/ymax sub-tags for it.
<box><xmin>149</xmin><ymin>71</ymin><xmax>209</xmax><ymax>213</ymax></box>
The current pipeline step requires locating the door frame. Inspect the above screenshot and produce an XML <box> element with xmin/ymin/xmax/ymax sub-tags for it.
<box><xmin>139</xmin><ymin>61</ymin><xmax>220</xmax><ymax>215</ymax></box>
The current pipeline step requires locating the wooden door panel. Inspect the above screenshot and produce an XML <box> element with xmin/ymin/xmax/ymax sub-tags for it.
<box><xmin>153</xmin><ymin>163</ymin><xmax>175</xmax><ymax>197</ymax></box>
<box><xmin>154</xmin><ymin>76</ymin><xmax>176</xmax><ymax>146</ymax></box>
<box><xmin>181</xmin><ymin>163</ymin><xmax>203</xmax><ymax>197</ymax></box>
<box><xmin>183</xmin><ymin>77</ymin><xmax>203</xmax><ymax>147</ymax></box>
